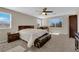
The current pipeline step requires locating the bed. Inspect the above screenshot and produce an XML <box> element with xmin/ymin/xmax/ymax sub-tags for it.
<box><xmin>18</xmin><ymin>25</ymin><xmax>51</xmax><ymax>48</ymax></box>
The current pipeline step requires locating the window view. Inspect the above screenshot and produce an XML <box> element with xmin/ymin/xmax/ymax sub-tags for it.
<box><xmin>0</xmin><ymin>12</ymin><xmax>11</xmax><ymax>29</ymax></box>
<box><xmin>48</xmin><ymin>18</ymin><xmax>63</xmax><ymax>27</ymax></box>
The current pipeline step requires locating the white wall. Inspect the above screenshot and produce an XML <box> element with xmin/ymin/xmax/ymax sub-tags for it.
<box><xmin>41</xmin><ymin>15</ymin><xmax>69</xmax><ymax>34</ymax></box>
<box><xmin>0</xmin><ymin>8</ymin><xmax>37</xmax><ymax>43</ymax></box>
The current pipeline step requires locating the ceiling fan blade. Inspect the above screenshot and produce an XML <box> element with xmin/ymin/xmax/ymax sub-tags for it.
<box><xmin>45</xmin><ymin>11</ymin><xmax>53</xmax><ymax>13</ymax></box>
<box><xmin>41</xmin><ymin>8</ymin><xmax>54</xmax><ymax>15</ymax></box>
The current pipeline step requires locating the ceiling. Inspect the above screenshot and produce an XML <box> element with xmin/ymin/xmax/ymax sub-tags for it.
<box><xmin>5</xmin><ymin>7</ymin><xmax>79</xmax><ymax>19</ymax></box>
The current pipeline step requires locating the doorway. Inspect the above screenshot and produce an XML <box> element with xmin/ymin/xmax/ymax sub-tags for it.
<box><xmin>69</xmin><ymin>15</ymin><xmax>77</xmax><ymax>38</ymax></box>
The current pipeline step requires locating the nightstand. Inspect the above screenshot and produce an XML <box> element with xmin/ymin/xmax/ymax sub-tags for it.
<box><xmin>7</xmin><ymin>32</ymin><xmax>20</xmax><ymax>43</ymax></box>
<box><xmin>37</xmin><ymin>26</ymin><xmax>49</xmax><ymax>31</ymax></box>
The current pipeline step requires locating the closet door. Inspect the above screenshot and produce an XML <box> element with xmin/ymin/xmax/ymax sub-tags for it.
<box><xmin>69</xmin><ymin>15</ymin><xmax>77</xmax><ymax>38</ymax></box>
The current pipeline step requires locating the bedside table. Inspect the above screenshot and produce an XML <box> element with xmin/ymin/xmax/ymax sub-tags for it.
<box><xmin>7</xmin><ymin>32</ymin><xmax>20</xmax><ymax>43</ymax></box>
<box><xmin>37</xmin><ymin>26</ymin><xmax>49</xmax><ymax>31</ymax></box>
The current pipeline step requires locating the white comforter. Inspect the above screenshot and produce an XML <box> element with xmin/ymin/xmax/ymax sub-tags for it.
<box><xmin>19</xmin><ymin>29</ymin><xmax>48</xmax><ymax>48</ymax></box>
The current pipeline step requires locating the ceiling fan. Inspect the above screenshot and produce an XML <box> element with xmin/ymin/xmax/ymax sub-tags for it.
<box><xmin>41</xmin><ymin>8</ymin><xmax>53</xmax><ymax>15</ymax></box>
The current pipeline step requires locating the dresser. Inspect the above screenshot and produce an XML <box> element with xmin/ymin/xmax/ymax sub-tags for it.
<box><xmin>7</xmin><ymin>32</ymin><xmax>20</xmax><ymax>43</ymax></box>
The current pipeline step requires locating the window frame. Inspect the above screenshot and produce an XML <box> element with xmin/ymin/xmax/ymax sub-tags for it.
<box><xmin>0</xmin><ymin>12</ymin><xmax>12</xmax><ymax>29</ymax></box>
<box><xmin>48</xmin><ymin>17</ymin><xmax>63</xmax><ymax>28</ymax></box>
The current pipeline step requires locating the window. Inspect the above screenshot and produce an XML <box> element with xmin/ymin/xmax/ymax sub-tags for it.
<box><xmin>48</xmin><ymin>17</ymin><xmax>63</xmax><ymax>27</ymax></box>
<box><xmin>0</xmin><ymin>12</ymin><xmax>11</xmax><ymax>29</ymax></box>
<box><xmin>37</xmin><ymin>19</ymin><xmax>42</xmax><ymax>27</ymax></box>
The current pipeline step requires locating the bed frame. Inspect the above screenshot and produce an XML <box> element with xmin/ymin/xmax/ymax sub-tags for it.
<box><xmin>18</xmin><ymin>25</ymin><xmax>34</xmax><ymax>30</ymax></box>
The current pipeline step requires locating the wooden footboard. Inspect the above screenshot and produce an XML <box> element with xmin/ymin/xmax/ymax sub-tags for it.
<box><xmin>34</xmin><ymin>34</ymin><xmax>51</xmax><ymax>48</ymax></box>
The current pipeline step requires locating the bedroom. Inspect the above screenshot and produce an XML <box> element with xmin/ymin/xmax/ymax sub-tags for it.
<box><xmin>0</xmin><ymin>7</ymin><xmax>79</xmax><ymax>52</ymax></box>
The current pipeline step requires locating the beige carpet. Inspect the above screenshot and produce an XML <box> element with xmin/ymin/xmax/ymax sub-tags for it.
<box><xmin>26</xmin><ymin>34</ymin><xmax>75</xmax><ymax>52</ymax></box>
<box><xmin>0</xmin><ymin>34</ymin><xmax>76</xmax><ymax>52</ymax></box>
<box><xmin>0</xmin><ymin>40</ymin><xmax>27</xmax><ymax>52</ymax></box>
<box><xmin>6</xmin><ymin>46</ymin><xmax>26</xmax><ymax>52</ymax></box>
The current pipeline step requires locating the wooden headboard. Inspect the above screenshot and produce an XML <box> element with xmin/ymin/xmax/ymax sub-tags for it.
<box><xmin>18</xmin><ymin>25</ymin><xmax>34</xmax><ymax>30</ymax></box>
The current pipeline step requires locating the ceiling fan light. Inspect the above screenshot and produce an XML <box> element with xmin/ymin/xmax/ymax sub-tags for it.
<box><xmin>42</xmin><ymin>12</ymin><xmax>45</xmax><ymax>15</ymax></box>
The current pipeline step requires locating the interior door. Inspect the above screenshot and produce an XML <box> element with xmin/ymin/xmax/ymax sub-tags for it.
<box><xmin>69</xmin><ymin>15</ymin><xmax>77</xmax><ymax>38</ymax></box>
